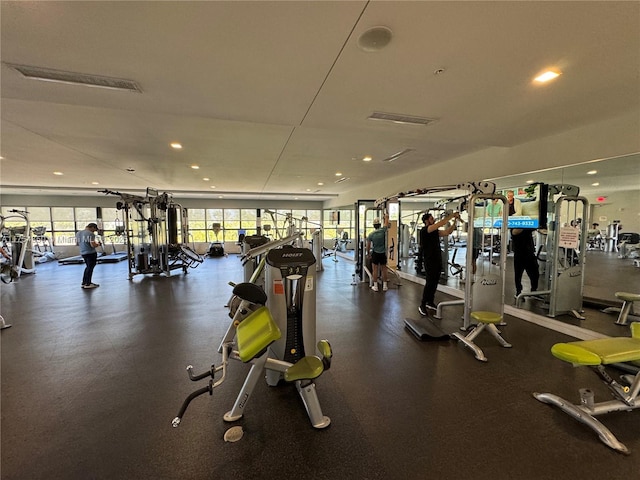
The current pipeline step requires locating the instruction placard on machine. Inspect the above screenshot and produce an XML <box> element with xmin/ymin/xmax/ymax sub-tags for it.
<box><xmin>559</xmin><ymin>227</ymin><xmax>580</xmax><ymax>249</ymax></box>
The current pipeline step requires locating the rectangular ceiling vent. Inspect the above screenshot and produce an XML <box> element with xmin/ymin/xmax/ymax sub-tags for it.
<box><xmin>382</xmin><ymin>148</ymin><xmax>415</xmax><ymax>162</ymax></box>
<box><xmin>5</xmin><ymin>63</ymin><xmax>142</xmax><ymax>93</ymax></box>
<box><xmin>335</xmin><ymin>177</ymin><xmax>350</xmax><ymax>184</ymax></box>
<box><xmin>368</xmin><ymin>112</ymin><xmax>436</xmax><ymax>126</ymax></box>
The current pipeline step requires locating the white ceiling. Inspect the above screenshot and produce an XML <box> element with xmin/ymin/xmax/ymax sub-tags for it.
<box><xmin>1</xmin><ymin>1</ymin><xmax>639</xmax><ymax>202</ymax></box>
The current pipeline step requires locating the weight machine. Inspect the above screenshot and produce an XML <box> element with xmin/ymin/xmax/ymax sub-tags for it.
<box><xmin>100</xmin><ymin>188</ymin><xmax>203</xmax><ymax>279</ymax></box>
<box><xmin>354</xmin><ymin>201</ymin><xmax>402</xmax><ymax>289</ymax></box>
<box><xmin>173</xmin><ymin>246</ymin><xmax>332</xmax><ymax>431</ymax></box>
<box><xmin>516</xmin><ymin>184</ymin><xmax>588</xmax><ymax>319</ymax></box>
<box><xmin>0</xmin><ymin>209</ymin><xmax>36</xmax><ymax>283</ymax></box>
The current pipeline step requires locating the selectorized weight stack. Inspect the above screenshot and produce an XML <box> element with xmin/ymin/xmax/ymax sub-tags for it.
<box><xmin>242</xmin><ymin>234</ymin><xmax>270</xmax><ymax>285</ymax></box>
<box><xmin>264</xmin><ymin>247</ymin><xmax>317</xmax><ymax>386</ymax></box>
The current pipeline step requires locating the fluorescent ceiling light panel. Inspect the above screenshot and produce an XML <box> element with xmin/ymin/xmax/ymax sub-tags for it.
<box><xmin>382</xmin><ymin>148</ymin><xmax>415</xmax><ymax>162</ymax></box>
<box><xmin>534</xmin><ymin>70</ymin><xmax>561</xmax><ymax>83</ymax></box>
<box><xmin>5</xmin><ymin>63</ymin><xmax>142</xmax><ymax>92</ymax></box>
<box><xmin>368</xmin><ymin>112</ymin><xmax>437</xmax><ymax>126</ymax></box>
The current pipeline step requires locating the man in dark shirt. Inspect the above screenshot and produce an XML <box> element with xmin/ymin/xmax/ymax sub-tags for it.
<box><xmin>419</xmin><ymin>211</ymin><xmax>459</xmax><ymax>315</ymax></box>
<box><xmin>511</xmin><ymin>228</ymin><xmax>539</xmax><ymax>297</ymax></box>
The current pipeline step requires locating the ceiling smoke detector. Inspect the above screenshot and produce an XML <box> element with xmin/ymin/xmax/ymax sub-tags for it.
<box><xmin>357</xmin><ymin>26</ymin><xmax>393</xmax><ymax>52</ymax></box>
<box><xmin>368</xmin><ymin>112</ymin><xmax>437</xmax><ymax>126</ymax></box>
<box><xmin>4</xmin><ymin>63</ymin><xmax>143</xmax><ymax>93</ymax></box>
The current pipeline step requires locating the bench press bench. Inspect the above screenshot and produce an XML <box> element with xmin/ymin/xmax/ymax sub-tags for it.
<box><xmin>534</xmin><ymin>323</ymin><xmax>640</xmax><ymax>454</ymax></box>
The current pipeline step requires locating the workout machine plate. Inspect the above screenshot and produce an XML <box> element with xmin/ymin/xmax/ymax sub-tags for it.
<box><xmin>404</xmin><ymin>317</ymin><xmax>450</xmax><ymax>340</ymax></box>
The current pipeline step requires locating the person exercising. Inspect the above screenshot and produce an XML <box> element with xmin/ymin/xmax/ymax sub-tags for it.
<box><xmin>511</xmin><ymin>228</ymin><xmax>539</xmax><ymax>297</ymax></box>
<box><xmin>366</xmin><ymin>213</ymin><xmax>390</xmax><ymax>292</ymax></box>
<box><xmin>419</xmin><ymin>211</ymin><xmax>459</xmax><ymax>315</ymax></box>
<box><xmin>76</xmin><ymin>222</ymin><xmax>102</xmax><ymax>289</ymax></box>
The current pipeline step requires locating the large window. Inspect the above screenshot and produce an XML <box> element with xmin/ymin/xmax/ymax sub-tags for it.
<box><xmin>223</xmin><ymin>209</ymin><xmax>240</xmax><ymax>242</ymax></box>
<box><xmin>187</xmin><ymin>208</ymin><xmax>206</xmax><ymax>243</ymax></box>
<box><xmin>52</xmin><ymin>207</ymin><xmax>76</xmax><ymax>245</ymax></box>
<box><xmin>1</xmin><ymin>205</ymin><xmax>324</xmax><ymax>248</ymax></box>
<box><xmin>101</xmin><ymin>207</ymin><xmax>125</xmax><ymax>244</ymax></box>
<box><xmin>323</xmin><ymin>208</ymin><xmax>354</xmax><ymax>243</ymax></box>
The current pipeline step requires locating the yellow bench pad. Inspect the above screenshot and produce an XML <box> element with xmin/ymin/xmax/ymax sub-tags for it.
<box><xmin>552</xmin><ymin>338</ymin><xmax>640</xmax><ymax>366</ymax></box>
<box><xmin>470</xmin><ymin>311</ymin><xmax>502</xmax><ymax>324</ymax></box>
<box><xmin>236</xmin><ymin>306</ymin><xmax>282</xmax><ymax>363</ymax></box>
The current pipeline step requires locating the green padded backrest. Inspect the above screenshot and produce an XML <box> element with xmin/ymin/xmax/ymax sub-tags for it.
<box><xmin>236</xmin><ymin>306</ymin><xmax>281</xmax><ymax>363</ymax></box>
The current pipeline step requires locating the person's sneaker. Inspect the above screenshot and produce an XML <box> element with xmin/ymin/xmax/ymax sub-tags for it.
<box><xmin>426</xmin><ymin>303</ymin><xmax>437</xmax><ymax>311</ymax></box>
<box><xmin>90</xmin><ymin>283</ymin><xmax>100</xmax><ymax>287</ymax></box>
<box><xmin>382</xmin><ymin>282</ymin><xmax>388</xmax><ymax>291</ymax></box>
<box><xmin>82</xmin><ymin>284</ymin><xmax>98</xmax><ymax>289</ymax></box>
<box><xmin>371</xmin><ymin>284</ymin><xmax>379</xmax><ymax>292</ymax></box>
<box><xmin>418</xmin><ymin>305</ymin><xmax>427</xmax><ymax>316</ymax></box>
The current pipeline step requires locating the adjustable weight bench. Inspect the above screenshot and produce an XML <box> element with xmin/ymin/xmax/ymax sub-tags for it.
<box><xmin>534</xmin><ymin>323</ymin><xmax>640</xmax><ymax>454</ymax></box>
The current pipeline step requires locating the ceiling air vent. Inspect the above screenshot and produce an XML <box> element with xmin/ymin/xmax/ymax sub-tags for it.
<box><xmin>368</xmin><ymin>112</ymin><xmax>436</xmax><ymax>126</ymax></box>
<box><xmin>335</xmin><ymin>177</ymin><xmax>350</xmax><ymax>184</ymax></box>
<box><xmin>382</xmin><ymin>148</ymin><xmax>415</xmax><ymax>162</ymax></box>
<box><xmin>5</xmin><ymin>63</ymin><xmax>142</xmax><ymax>93</ymax></box>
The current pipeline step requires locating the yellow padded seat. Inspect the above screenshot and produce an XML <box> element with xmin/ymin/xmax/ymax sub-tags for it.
<box><xmin>284</xmin><ymin>356</ymin><xmax>324</xmax><ymax>382</ymax></box>
<box><xmin>235</xmin><ymin>306</ymin><xmax>281</xmax><ymax>363</ymax></box>
<box><xmin>470</xmin><ymin>311</ymin><xmax>502</xmax><ymax>324</ymax></box>
<box><xmin>551</xmin><ymin>323</ymin><xmax>640</xmax><ymax>366</ymax></box>
<box><xmin>615</xmin><ymin>292</ymin><xmax>640</xmax><ymax>303</ymax></box>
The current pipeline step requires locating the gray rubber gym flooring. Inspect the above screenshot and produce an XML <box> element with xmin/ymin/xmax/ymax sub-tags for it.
<box><xmin>1</xmin><ymin>252</ymin><xmax>640</xmax><ymax>479</ymax></box>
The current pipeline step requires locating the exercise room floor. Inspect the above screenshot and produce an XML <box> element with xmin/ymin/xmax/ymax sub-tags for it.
<box><xmin>2</xmin><ymin>254</ymin><xmax>640</xmax><ymax>479</ymax></box>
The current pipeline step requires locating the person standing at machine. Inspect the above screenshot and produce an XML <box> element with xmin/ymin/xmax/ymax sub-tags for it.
<box><xmin>76</xmin><ymin>222</ymin><xmax>102</xmax><ymax>289</ymax></box>
<box><xmin>366</xmin><ymin>213</ymin><xmax>390</xmax><ymax>292</ymax></box>
<box><xmin>419</xmin><ymin>211</ymin><xmax>459</xmax><ymax>315</ymax></box>
<box><xmin>511</xmin><ymin>228</ymin><xmax>539</xmax><ymax>297</ymax></box>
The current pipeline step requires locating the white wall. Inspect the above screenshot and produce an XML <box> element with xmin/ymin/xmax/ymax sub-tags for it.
<box><xmin>324</xmin><ymin>110</ymin><xmax>640</xmax><ymax>208</ymax></box>
<box><xmin>590</xmin><ymin>189</ymin><xmax>640</xmax><ymax>233</ymax></box>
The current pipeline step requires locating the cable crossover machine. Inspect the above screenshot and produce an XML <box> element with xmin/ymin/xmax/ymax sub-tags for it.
<box><xmin>100</xmin><ymin>188</ymin><xmax>203</xmax><ymax>279</ymax></box>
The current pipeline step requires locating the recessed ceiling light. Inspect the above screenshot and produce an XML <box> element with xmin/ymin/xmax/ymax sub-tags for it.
<box><xmin>592</xmin><ymin>182</ymin><xmax>600</xmax><ymax>186</ymax></box>
<box><xmin>317</xmin><ymin>182</ymin><xmax>324</xmax><ymax>186</ymax></box>
<box><xmin>92</xmin><ymin>181</ymin><xmax>99</xmax><ymax>185</ymax></box>
<box><xmin>534</xmin><ymin>70</ymin><xmax>561</xmax><ymax>83</ymax></box>
<box><xmin>191</xmin><ymin>165</ymin><xmax>199</xmax><ymax>169</ymax></box>
<box><xmin>525</xmin><ymin>180</ymin><xmax>534</xmax><ymax>184</ymax></box>
<box><xmin>203</xmin><ymin>177</ymin><xmax>210</xmax><ymax>181</ymax></box>
<box><xmin>210</xmin><ymin>185</ymin><xmax>216</xmax><ymax>189</ymax></box>
<box><xmin>170</xmin><ymin>142</ymin><xmax>182</xmax><ymax>149</ymax></box>
<box><xmin>0</xmin><ymin>156</ymin><xmax>4</xmax><ymax>160</ymax></box>
<box><xmin>363</xmin><ymin>156</ymin><xmax>372</xmax><ymax>162</ymax></box>
<box><xmin>306</xmin><ymin>189</ymin><xmax>311</xmax><ymax>192</ymax></box>
<box><xmin>53</xmin><ymin>171</ymin><xmax>63</xmax><ymax>175</ymax></box>
<box><xmin>335</xmin><ymin>172</ymin><xmax>343</xmax><ymax>176</ymax></box>
<box><xmin>587</xmin><ymin>170</ymin><xmax>597</xmax><ymax>175</ymax></box>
